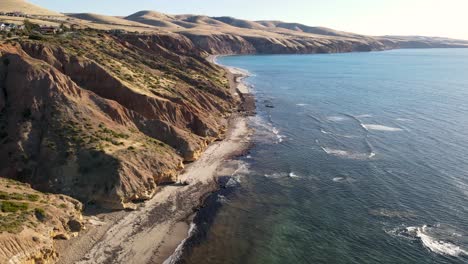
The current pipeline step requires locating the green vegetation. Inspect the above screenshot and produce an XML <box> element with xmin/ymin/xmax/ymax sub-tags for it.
<box><xmin>0</xmin><ymin>191</ymin><xmax>39</xmax><ymax>202</ymax></box>
<box><xmin>28</xmin><ymin>33</ymin><xmax>44</xmax><ymax>41</ymax></box>
<box><xmin>23</xmin><ymin>19</ymin><xmax>40</xmax><ymax>33</ymax></box>
<box><xmin>34</xmin><ymin>207</ymin><xmax>46</xmax><ymax>221</ymax></box>
<box><xmin>1</xmin><ymin>201</ymin><xmax>29</xmax><ymax>213</ymax></box>
<box><xmin>0</xmin><ymin>211</ymin><xmax>29</xmax><ymax>233</ymax></box>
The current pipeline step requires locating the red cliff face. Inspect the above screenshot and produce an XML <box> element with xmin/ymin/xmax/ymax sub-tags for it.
<box><xmin>0</xmin><ymin>32</ymin><xmax>236</xmax><ymax>209</ymax></box>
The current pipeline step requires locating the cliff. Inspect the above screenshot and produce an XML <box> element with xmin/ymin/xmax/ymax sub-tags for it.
<box><xmin>0</xmin><ymin>31</ymin><xmax>237</xmax><ymax>210</ymax></box>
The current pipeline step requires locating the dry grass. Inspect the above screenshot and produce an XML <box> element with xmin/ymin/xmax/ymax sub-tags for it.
<box><xmin>0</xmin><ymin>0</ymin><xmax>63</xmax><ymax>16</ymax></box>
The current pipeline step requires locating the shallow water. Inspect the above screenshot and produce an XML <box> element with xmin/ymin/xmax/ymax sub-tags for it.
<box><xmin>182</xmin><ymin>49</ymin><xmax>468</xmax><ymax>264</ymax></box>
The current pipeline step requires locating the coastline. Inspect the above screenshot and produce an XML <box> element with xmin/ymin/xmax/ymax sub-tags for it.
<box><xmin>55</xmin><ymin>55</ymin><xmax>254</xmax><ymax>264</ymax></box>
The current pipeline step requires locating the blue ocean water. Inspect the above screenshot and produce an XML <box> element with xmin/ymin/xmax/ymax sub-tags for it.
<box><xmin>183</xmin><ymin>49</ymin><xmax>468</xmax><ymax>264</ymax></box>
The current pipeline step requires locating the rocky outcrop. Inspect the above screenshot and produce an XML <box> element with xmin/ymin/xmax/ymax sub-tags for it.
<box><xmin>0</xmin><ymin>178</ymin><xmax>83</xmax><ymax>264</ymax></box>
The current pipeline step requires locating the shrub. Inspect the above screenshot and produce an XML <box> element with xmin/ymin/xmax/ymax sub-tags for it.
<box><xmin>29</xmin><ymin>33</ymin><xmax>44</xmax><ymax>40</ymax></box>
<box><xmin>26</xmin><ymin>194</ymin><xmax>40</xmax><ymax>202</ymax></box>
<box><xmin>1</xmin><ymin>201</ymin><xmax>28</xmax><ymax>213</ymax></box>
<box><xmin>34</xmin><ymin>208</ymin><xmax>46</xmax><ymax>221</ymax></box>
<box><xmin>24</xmin><ymin>19</ymin><xmax>40</xmax><ymax>33</ymax></box>
<box><xmin>0</xmin><ymin>214</ymin><xmax>25</xmax><ymax>233</ymax></box>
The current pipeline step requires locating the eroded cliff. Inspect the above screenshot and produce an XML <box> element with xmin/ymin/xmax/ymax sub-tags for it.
<box><xmin>0</xmin><ymin>31</ymin><xmax>237</xmax><ymax>210</ymax></box>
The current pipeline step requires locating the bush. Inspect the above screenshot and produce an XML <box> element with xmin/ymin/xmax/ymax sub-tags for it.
<box><xmin>34</xmin><ymin>208</ymin><xmax>46</xmax><ymax>221</ymax></box>
<box><xmin>29</xmin><ymin>33</ymin><xmax>44</xmax><ymax>40</ymax></box>
<box><xmin>0</xmin><ymin>214</ymin><xmax>25</xmax><ymax>233</ymax></box>
<box><xmin>26</xmin><ymin>194</ymin><xmax>40</xmax><ymax>202</ymax></box>
<box><xmin>1</xmin><ymin>201</ymin><xmax>28</xmax><ymax>213</ymax></box>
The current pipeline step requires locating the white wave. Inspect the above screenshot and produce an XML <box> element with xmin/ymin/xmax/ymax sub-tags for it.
<box><xmin>369</xmin><ymin>152</ymin><xmax>376</xmax><ymax>158</ymax></box>
<box><xmin>296</xmin><ymin>103</ymin><xmax>308</xmax><ymax>106</ymax></box>
<box><xmin>163</xmin><ymin>223</ymin><xmax>197</xmax><ymax>264</ymax></box>
<box><xmin>264</xmin><ymin>172</ymin><xmax>300</xmax><ymax>179</ymax></box>
<box><xmin>272</xmin><ymin>127</ymin><xmax>285</xmax><ymax>143</ymax></box>
<box><xmin>251</xmin><ymin>116</ymin><xmax>285</xmax><ymax>143</ymax></box>
<box><xmin>415</xmin><ymin>225</ymin><xmax>468</xmax><ymax>257</ymax></box>
<box><xmin>320</xmin><ymin>146</ymin><xmax>370</xmax><ymax>160</ymax></box>
<box><xmin>333</xmin><ymin>177</ymin><xmax>345</xmax><ymax>182</ymax></box>
<box><xmin>396</xmin><ymin>118</ymin><xmax>412</xmax><ymax>122</ymax></box>
<box><xmin>289</xmin><ymin>172</ymin><xmax>300</xmax><ymax>178</ymax></box>
<box><xmin>321</xmin><ymin>147</ymin><xmax>350</xmax><ymax>157</ymax></box>
<box><xmin>392</xmin><ymin>225</ymin><xmax>468</xmax><ymax>257</ymax></box>
<box><xmin>356</xmin><ymin>114</ymin><xmax>373</xmax><ymax>118</ymax></box>
<box><xmin>264</xmin><ymin>172</ymin><xmax>288</xmax><ymax>179</ymax></box>
<box><xmin>327</xmin><ymin>116</ymin><xmax>347</xmax><ymax>122</ymax></box>
<box><xmin>320</xmin><ymin>129</ymin><xmax>358</xmax><ymax>139</ymax></box>
<box><xmin>362</xmin><ymin>124</ymin><xmax>403</xmax><ymax>132</ymax></box>
<box><xmin>332</xmin><ymin>176</ymin><xmax>356</xmax><ymax>183</ymax></box>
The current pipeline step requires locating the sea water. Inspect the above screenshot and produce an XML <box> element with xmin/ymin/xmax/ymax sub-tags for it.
<box><xmin>182</xmin><ymin>49</ymin><xmax>468</xmax><ymax>264</ymax></box>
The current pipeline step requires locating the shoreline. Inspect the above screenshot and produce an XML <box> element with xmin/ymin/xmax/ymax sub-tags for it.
<box><xmin>55</xmin><ymin>55</ymin><xmax>254</xmax><ymax>264</ymax></box>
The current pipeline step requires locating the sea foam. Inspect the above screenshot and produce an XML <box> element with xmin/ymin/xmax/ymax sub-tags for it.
<box><xmin>390</xmin><ymin>225</ymin><xmax>468</xmax><ymax>257</ymax></box>
<box><xmin>415</xmin><ymin>225</ymin><xmax>468</xmax><ymax>257</ymax></box>
<box><xmin>362</xmin><ymin>124</ymin><xmax>403</xmax><ymax>132</ymax></box>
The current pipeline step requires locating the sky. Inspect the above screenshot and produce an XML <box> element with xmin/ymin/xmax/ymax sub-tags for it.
<box><xmin>29</xmin><ymin>0</ymin><xmax>468</xmax><ymax>40</ymax></box>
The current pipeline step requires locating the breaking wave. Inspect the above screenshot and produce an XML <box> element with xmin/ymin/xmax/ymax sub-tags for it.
<box><xmin>163</xmin><ymin>223</ymin><xmax>198</xmax><ymax>264</ymax></box>
<box><xmin>388</xmin><ymin>225</ymin><xmax>468</xmax><ymax>257</ymax></box>
<box><xmin>316</xmin><ymin>139</ymin><xmax>375</xmax><ymax>160</ymax></box>
<box><xmin>264</xmin><ymin>171</ymin><xmax>301</xmax><ymax>179</ymax></box>
<box><xmin>362</xmin><ymin>124</ymin><xmax>403</xmax><ymax>132</ymax></box>
<box><xmin>251</xmin><ymin>116</ymin><xmax>285</xmax><ymax>144</ymax></box>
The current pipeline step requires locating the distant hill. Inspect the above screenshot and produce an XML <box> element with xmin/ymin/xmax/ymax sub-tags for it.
<box><xmin>0</xmin><ymin>0</ymin><xmax>63</xmax><ymax>16</ymax></box>
<box><xmin>125</xmin><ymin>10</ymin><xmax>182</xmax><ymax>28</ymax></box>
<box><xmin>67</xmin><ymin>13</ymin><xmax>151</xmax><ymax>28</ymax></box>
<box><xmin>1</xmin><ymin>0</ymin><xmax>467</xmax><ymax>51</ymax></box>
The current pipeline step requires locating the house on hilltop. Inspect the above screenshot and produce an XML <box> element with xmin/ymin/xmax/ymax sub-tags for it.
<box><xmin>0</xmin><ymin>23</ymin><xmax>19</xmax><ymax>32</ymax></box>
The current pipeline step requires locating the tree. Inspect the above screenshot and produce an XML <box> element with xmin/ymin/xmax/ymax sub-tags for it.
<box><xmin>23</xmin><ymin>19</ymin><xmax>39</xmax><ymax>33</ymax></box>
<box><xmin>59</xmin><ymin>23</ymin><xmax>69</xmax><ymax>33</ymax></box>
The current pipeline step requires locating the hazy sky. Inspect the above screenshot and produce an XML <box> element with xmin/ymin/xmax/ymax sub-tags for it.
<box><xmin>29</xmin><ymin>0</ymin><xmax>468</xmax><ymax>39</ymax></box>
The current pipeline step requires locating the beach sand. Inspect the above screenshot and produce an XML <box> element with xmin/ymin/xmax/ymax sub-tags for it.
<box><xmin>56</xmin><ymin>56</ymin><xmax>253</xmax><ymax>264</ymax></box>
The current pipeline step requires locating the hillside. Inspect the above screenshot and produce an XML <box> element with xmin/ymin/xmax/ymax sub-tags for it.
<box><xmin>0</xmin><ymin>31</ymin><xmax>236</xmax><ymax>210</ymax></box>
<box><xmin>0</xmin><ymin>0</ymin><xmax>63</xmax><ymax>16</ymax></box>
<box><xmin>67</xmin><ymin>13</ymin><xmax>153</xmax><ymax>28</ymax></box>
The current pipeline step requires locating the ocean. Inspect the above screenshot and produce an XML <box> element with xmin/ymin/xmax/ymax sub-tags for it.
<box><xmin>181</xmin><ymin>49</ymin><xmax>468</xmax><ymax>264</ymax></box>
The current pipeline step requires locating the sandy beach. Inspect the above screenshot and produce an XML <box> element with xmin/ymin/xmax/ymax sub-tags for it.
<box><xmin>55</xmin><ymin>56</ymin><xmax>253</xmax><ymax>264</ymax></box>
